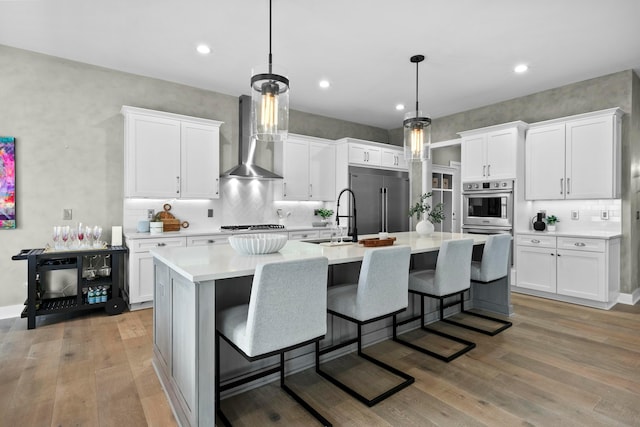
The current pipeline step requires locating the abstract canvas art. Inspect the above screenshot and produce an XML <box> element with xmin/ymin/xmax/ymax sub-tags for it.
<box><xmin>0</xmin><ymin>136</ymin><xmax>16</xmax><ymax>229</ymax></box>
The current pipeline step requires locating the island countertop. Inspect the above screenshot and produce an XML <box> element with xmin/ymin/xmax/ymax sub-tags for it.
<box><xmin>150</xmin><ymin>231</ymin><xmax>490</xmax><ymax>283</ymax></box>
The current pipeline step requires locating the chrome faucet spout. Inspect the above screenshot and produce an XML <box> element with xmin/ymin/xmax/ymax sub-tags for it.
<box><xmin>336</xmin><ymin>188</ymin><xmax>358</xmax><ymax>242</ymax></box>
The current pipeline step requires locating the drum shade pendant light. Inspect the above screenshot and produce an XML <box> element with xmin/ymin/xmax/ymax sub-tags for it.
<box><xmin>403</xmin><ymin>55</ymin><xmax>431</xmax><ymax>162</ymax></box>
<box><xmin>250</xmin><ymin>0</ymin><xmax>289</xmax><ymax>143</ymax></box>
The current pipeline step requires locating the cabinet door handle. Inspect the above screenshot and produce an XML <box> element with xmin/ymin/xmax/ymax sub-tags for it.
<box><xmin>482</xmin><ymin>165</ymin><xmax>486</xmax><ymax>177</ymax></box>
<box><xmin>567</xmin><ymin>178</ymin><xmax>571</xmax><ymax>194</ymax></box>
<box><xmin>557</xmin><ymin>253</ymin><xmax>561</xmax><ymax>257</ymax></box>
<box><xmin>560</xmin><ymin>178</ymin><xmax>564</xmax><ymax>195</ymax></box>
<box><xmin>487</xmin><ymin>164</ymin><xmax>491</xmax><ymax>176</ymax></box>
<box><xmin>157</xmin><ymin>243</ymin><xmax>166</xmax><ymax>247</ymax></box>
<box><xmin>363</xmin><ymin>151</ymin><xmax>367</xmax><ymax>162</ymax></box>
<box><xmin>176</xmin><ymin>176</ymin><xmax>180</xmax><ymax>194</ymax></box>
<box><xmin>309</xmin><ymin>184</ymin><xmax>312</xmax><ymax>198</ymax></box>
<box><xmin>531</xmin><ymin>239</ymin><xmax>540</xmax><ymax>243</ymax></box>
<box><xmin>283</xmin><ymin>182</ymin><xmax>287</xmax><ymax>197</ymax></box>
<box><xmin>550</xmin><ymin>253</ymin><xmax>555</xmax><ymax>256</ymax></box>
<box><xmin>216</xmin><ymin>178</ymin><xmax>219</xmax><ymax>195</ymax></box>
<box><xmin>574</xmin><ymin>242</ymin><xmax>586</xmax><ymax>247</ymax></box>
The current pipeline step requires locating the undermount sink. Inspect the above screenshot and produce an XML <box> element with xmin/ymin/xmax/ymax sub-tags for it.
<box><xmin>304</xmin><ymin>238</ymin><xmax>354</xmax><ymax>246</ymax></box>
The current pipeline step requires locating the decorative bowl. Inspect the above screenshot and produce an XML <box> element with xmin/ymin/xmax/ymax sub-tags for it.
<box><xmin>228</xmin><ymin>233</ymin><xmax>288</xmax><ymax>255</ymax></box>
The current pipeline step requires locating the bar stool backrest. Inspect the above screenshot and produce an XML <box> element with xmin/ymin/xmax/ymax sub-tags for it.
<box><xmin>356</xmin><ymin>245</ymin><xmax>411</xmax><ymax>320</ymax></box>
<box><xmin>245</xmin><ymin>257</ymin><xmax>329</xmax><ymax>356</ymax></box>
<box><xmin>475</xmin><ymin>234</ymin><xmax>511</xmax><ymax>282</ymax></box>
<box><xmin>433</xmin><ymin>239</ymin><xmax>474</xmax><ymax>295</ymax></box>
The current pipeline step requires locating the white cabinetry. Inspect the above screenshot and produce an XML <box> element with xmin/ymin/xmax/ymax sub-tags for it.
<box><xmin>515</xmin><ymin>233</ymin><xmax>620</xmax><ymax>308</ymax></box>
<box><xmin>459</xmin><ymin>122</ymin><xmax>528</xmax><ymax>182</ymax></box>
<box><xmin>277</xmin><ymin>134</ymin><xmax>336</xmax><ymax>201</ymax></box>
<box><xmin>349</xmin><ymin>143</ymin><xmax>381</xmax><ymax>167</ymax></box>
<box><xmin>525</xmin><ymin>108</ymin><xmax>622</xmax><ymax>200</ymax></box>
<box><xmin>186</xmin><ymin>234</ymin><xmax>231</xmax><ymax>246</ymax></box>
<box><xmin>381</xmin><ymin>147</ymin><xmax>408</xmax><ymax>170</ymax></box>
<box><xmin>125</xmin><ymin>235</ymin><xmax>186</xmax><ymax>309</ymax></box>
<box><xmin>122</xmin><ymin>106</ymin><xmax>223</xmax><ymax>199</ymax></box>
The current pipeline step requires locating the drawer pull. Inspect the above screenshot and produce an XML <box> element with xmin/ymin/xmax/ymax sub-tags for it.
<box><xmin>531</xmin><ymin>239</ymin><xmax>540</xmax><ymax>244</ymax></box>
<box><xmin>157</xmin><ymin>243</ymin><xmax>166</xmax><ymax>247</ymax></box>
<box><xmin>207</xmin><ymin>240</ymin><xmax>215</xmax><ymax>244</ymax></box>
<box><xmin>574</xmin><ymin>242</ymin><xmax>586</xmax><ymax>247</ymax></box>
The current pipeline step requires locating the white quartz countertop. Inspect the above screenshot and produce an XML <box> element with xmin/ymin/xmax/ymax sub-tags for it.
<box><xmin>124</xmin><ymin>225</ymin><xmax>330</xmax><ymax>239</ymax></box>
<box><xmin>150</xmin><ymin>231</ymin><xmax>489</xmax><ymax>283</ymax></box>
<box><xmin>515</xmin><ymin>229</ymin><xmax>621</xmax><ymax>239</ymax></box>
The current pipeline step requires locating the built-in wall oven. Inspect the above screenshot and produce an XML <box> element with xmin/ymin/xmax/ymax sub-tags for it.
<box><xmin>462</xmin><ymin>180</ymin><xmax>514</xmax><ymax>264</ymax></box>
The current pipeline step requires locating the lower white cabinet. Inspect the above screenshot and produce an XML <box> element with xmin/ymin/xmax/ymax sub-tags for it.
<box><xmin>515</xmin><ymin>233</ymin><xmax>620</xmax><ymax>307</ymax></box>
<box><xmin>288</xmin><ymin>229</ymin><xmax>337</xmax><ymax>241</ymax></box>
<box><xmin>125</xmin><ymin>235</ymin><xmax>186</xmax><ymax>309</ymax></box>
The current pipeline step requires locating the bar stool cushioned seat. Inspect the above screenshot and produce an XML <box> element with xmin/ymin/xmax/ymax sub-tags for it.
<box><xmin>393</xmin><ymin>238</ymin><xmax>476</xmax><ymax>362</ymax></box>
<box><xmin>215</xmin><ymin>257</ymin><xmax>332</xmax><ymax>427</ymax></box>
<box><xmin>316</xmin><ymin>245</ymin><xmax>414</xmax><ymax>407</ymax></box>
<box><xmin>447</xmin><ymin>233</ymin><xmax>513</xmax><ymax>336</ymax></box>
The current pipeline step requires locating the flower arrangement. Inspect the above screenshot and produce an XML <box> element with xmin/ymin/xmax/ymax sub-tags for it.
<box><xmin>408</xmin><ymin>192</ymin><xmax>445</xmax><ymax>223</ymax></box>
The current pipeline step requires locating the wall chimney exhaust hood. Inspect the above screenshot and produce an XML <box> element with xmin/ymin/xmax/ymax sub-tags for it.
<box><xmin>222</xmin><ymin>95</ymin><xmax>283</xmax><ymax>179</ymax></box>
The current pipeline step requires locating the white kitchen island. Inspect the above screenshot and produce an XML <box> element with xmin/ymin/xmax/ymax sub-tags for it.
<box><xmin>150</xmin><ymin>231</ymin><xmax>502</xmax><ymax>427</ymax></box>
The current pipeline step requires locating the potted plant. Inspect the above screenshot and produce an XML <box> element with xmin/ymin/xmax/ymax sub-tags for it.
<box><xmin>315</xmin><ymin>208</ymin><xmax>334</xmax><ymax>227</ymax></box>
<box><xmin>408</xmin><ymin>192</ymin><xmax>445</xmax><ymax>236</ymax></box>
<box><xmin>545</xmin><ymin>215</ymin><xmax>559</xmax><ymax>232</ymax></box>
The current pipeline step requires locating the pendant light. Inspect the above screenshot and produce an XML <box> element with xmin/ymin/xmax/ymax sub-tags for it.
<box><xmin>403</xmin><ymin>55</ymin><xmax>431</xmax><ymax>162</ymax></box>
<box><xmin>250</xmin><ymin>0</ymin><xmax>289</xmax><ymax>143</ymax></box>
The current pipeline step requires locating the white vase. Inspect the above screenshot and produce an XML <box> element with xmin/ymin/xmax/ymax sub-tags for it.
<box><xmin>547</xmin><ymin>224</ymin><xmax>556</xmax><ymax>232</ymax></box>
<box><xmin>416</xmin><ymin>219</ymin><xmax>434</xmax><ymax>236</ymax></box>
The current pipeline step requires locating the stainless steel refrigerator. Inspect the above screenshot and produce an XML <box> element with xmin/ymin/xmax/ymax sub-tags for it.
<box><xmin>347</xmin><ymin>166</ymin><xmax>410</xmax><ymax>235</ymax></box>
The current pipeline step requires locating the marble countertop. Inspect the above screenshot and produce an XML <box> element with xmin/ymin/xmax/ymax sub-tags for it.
<box><xmin>150</xmin><ymin>231</ymin><xmax>489</xmax><ymax>283</ymax></box>
<box><xmin>124</xmin><ymin>225</ymin><xmax>333</xmax><ymax>239</ymax></box>
<box><xmin>515</xmin><ymin>229</ymin><xmax>621</xmax><ymax>239</ymax></box>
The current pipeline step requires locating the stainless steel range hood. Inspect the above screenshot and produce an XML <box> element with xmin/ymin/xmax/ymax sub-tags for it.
<box><xmin>222</xmin><ymin>95</ymin><xmax>283</xmax><ymax>179</ymax></box>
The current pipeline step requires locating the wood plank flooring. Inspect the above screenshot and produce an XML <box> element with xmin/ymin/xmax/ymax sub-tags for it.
<box><xmin>2</xmin><ymin>293</ymin><xmax>640</xmax><ymax>426</ymax></box>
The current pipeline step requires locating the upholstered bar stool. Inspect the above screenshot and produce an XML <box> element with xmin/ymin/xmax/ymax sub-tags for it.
<box><xmin>442</xmin><ymin>234</ymin><xmax>513</xmax><ymax>335</ymax></box>
<box><xmin>393</xmin><ymin>238</ymin><xmax>476</xmax><ymax>362</ymax></box>
<box><xmin>316</xmin><ymin>245</ymin><xmax>414</xmax><ymax>407</ymax></box>
<box><xmin>215</xmin><ymin>257</ymin><xmax>332</xmax><ymax>427</ymax></box>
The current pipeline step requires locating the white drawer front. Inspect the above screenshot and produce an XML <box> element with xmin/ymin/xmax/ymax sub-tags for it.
<box><xmin>516</xmin><ymin>234</ymin><xmax>556</xmax><ymax>248</ymax></box>
<box><xmin>319</xmin><ymin>229</ymin><xmax>338</xmax><ymax>238</ymax></box>
<box><xmin>289</xmin><ymin>230</ymin><xmax>320</xmax><ymax>241</ymax></box>
<box><xmin>128</xmin><ymin>237</ymin><xmax>186</xmax><ymax>253</ymax></box>
<box><xmin>557</xmin><ymin>237</ymin><xmax>605</xmax><ymax>253</ymax></box>
<box><xmin>186</xmin><ymin>234</ymin><xmax>231</xmax><ymax>246</ymax></box>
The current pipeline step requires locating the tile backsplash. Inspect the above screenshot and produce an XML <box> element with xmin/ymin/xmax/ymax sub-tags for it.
<box><xmin>521</xmin><ymin>199</ymin><xmax>621</xmax><ymax>232</ymax></box>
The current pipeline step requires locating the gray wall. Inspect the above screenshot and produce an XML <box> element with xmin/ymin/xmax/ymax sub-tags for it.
<box><xmin>0</xmin><ymin>44</ymin><xmax>385</xmax><ymax>308</ymax></box>
<box><xmin>394</xmin><ymin>70</ymin><xmax>639</xmax><ymax>293</ymax></box>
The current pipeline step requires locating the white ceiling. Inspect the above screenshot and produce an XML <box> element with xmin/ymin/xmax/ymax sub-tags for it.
<box><xmin>1</xmin><ymin>0</ymin><xmax>640</xmax><ymax>130</ymax></box>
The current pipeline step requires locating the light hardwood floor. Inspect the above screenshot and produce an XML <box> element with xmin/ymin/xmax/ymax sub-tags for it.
<box><xmin>2</xmin><ymin>293</ymin><xmax>640</xmax><ymax>426</ymax></box>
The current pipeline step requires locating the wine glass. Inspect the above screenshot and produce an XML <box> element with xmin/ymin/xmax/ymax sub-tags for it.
<box><xmin>77</xmin><ymin>223</ymin><xmax>85</xmax><ymax>248</ymax></box>
<box><xmin>69</xmin><ymin>227</ymin><xmax>77</xmax><ymax>249</ymax></box>
<box><xmin>338</xmin><ymin>224</ymin><xmax>348</xmax><ymax>243</ymax></box>
<box><xmin>85</xmin><ymin>225</ymin><xmax>93</xmax><ymax>248</ymax></box>
<box><xmin>52</xmin><ymin>226</ymin><xmax>61</xmax><ymax>250</ymax></box>
<box><xmin>61</xmin><ymin>226</ymin><xmax>70</xmax><ymax>249</ymax></box>
<box><xmin>92</xmin><ymin>226</ymin><xmax>102</xmax><ymax>248</ymax></box>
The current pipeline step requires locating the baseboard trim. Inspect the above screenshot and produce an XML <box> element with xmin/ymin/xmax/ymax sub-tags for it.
<box><xmin>617</xmin><ymin>288</ymin><xmax>640</xmax><ymax>305</ymax></box>
<box><xmin>0</xmin><ymin>304</ymin><xmax>23</xmax><ymax>320</ymax></box>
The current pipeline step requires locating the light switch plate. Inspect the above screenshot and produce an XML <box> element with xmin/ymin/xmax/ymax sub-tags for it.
<box><xmin>207</xmin><ymin>209</ymin><xmax>214</xmax><ymax>218</ymax></box>
<box><xmin>571</xmin><ymin>210</ymin><xmax>579</xmax><ymax>220</ymax></box>
<box><xmin>63</xmin><ymin>209</ymin><xmax>72</xmax><ymax>220</ymax></box>
<box><xmin>601</xmin><ymin>210</ymin><xmax>609</xmax><ymax>220</ymax></box>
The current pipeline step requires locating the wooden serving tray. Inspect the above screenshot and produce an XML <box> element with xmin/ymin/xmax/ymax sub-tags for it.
<box><xmin>358</xmin><ymin>237</ymin><xmax>396</xmax><ymax>247</ymax></box>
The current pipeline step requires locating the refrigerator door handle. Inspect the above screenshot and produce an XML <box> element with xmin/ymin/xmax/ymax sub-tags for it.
<box><xmin>380</xmin><ymin>188</ymin><xmax>385</xmax><ymax>232</ymax></box>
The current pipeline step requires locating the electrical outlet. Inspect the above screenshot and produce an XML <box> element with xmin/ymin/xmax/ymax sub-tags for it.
<box><xmin>147</xmin><ymin>209</ymin><xmax>155</xmax><ymax>219</ymax></box>
<box><xmin>571</xmin><ymin>210</ymin><xmax>579</xmax><ymax>220</ymax></box>
<box><xmin>637</xmin><ymin>211</ymin><xmax>639</xmax><ymax>220</ymax></box>
<box><xmin>63</xmin><ymin>209</ymin><xmax>72</xmax><ymax>220</ymax></box>
<box><xmin>208</xmin><ymin>209</ymin><xmax>214</xmax><ymax>218</ymax></box>
<box><xmin>601</xmin><ymin>210</ymin><xmax>609</xmax><ymax>220</ymax></box>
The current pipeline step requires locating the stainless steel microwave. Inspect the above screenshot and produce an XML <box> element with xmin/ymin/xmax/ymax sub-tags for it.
<box><xmin>462</xmin><ymin>180</ymin><xmax>513</xmax><ymax>228</ymax></box>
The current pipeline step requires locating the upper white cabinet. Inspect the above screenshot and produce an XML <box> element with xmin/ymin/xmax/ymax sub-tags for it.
<box><xmin>381</xmin><ymin>147</ymin><xmax>408</xmax><ymax>170</ymax></box>
<box><xmin>122</xmin><ymin>106</ymin><xmax>223</xmax><ymax>199</ymax></box>
<box><xmin>525</xmin><ymin>108</ymin><xmax>622</xmax><ymax>200</ymax></box>
<box><xmin>459</xmin><ymin>122</ymin><xmax>528</xmax><ymax>182</ymax></box>
<box><xmin>337</xmin><ymin>138</ymin><xmax>408</xmax><ymax>171</ymax></box>
<box><xmin>277</xmin><ymin>134</ymin><xmax>336</xmax><ymax>201</ymax></box>
<box><xmin>349</xmin><ymin>143</ymin><xmax>382</xmax><ymax>167</ymax></box>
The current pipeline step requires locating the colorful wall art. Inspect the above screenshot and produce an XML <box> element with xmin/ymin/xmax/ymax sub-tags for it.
<box><xmin>0</xmin><ymin>136</ymin><xmax>16</xmax><ymax>229</ymax></box>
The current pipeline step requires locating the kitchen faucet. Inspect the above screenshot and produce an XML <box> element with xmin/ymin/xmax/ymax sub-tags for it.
<box><xmin>336</xmin><ymin>188</ymin><xmax>358</xmax><ymax>242</ymax></box>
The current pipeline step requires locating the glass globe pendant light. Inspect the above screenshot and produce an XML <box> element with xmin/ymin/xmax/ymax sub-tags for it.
<box><xmin>250</xmin><ymin>0</ymin><xmax>289</xmax><ymax>143</ymax></box>
<box><xmin>403</xmin><ymin>55</ymin><xmax>431</xmax><ymax>161</ymax></box>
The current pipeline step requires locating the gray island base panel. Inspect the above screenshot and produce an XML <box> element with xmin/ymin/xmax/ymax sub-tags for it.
<box><xmin>151</xmin><ymin>231</ymin><xmax>506</xmax><ymax>427</ymax></box>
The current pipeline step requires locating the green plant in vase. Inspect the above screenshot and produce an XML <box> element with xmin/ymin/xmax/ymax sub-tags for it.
<box><xmin>408</xmin><ymin>192</ymin><xmax>444</xmax><ymax>236</ymax></box>
<box><xmin>316</xmin><ymin>208</ymin><xmax>334</xmax><ymax>226</ymax></box>
<box><xmin>545</xmin><ymin>214</ymin><xmax>559</xmax><ymax>231</ymax></box>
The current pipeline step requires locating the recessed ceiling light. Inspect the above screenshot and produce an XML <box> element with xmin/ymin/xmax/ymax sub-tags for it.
<box><xmin>319</xmin><ymin>80</ymin><xmax>330</xmax><ymax>89</ymax></box>
<box><xmin>514</xmin><ymin>64</ymin><xmax>528</xmax><ymax>73</ymax></box>
<box><xmin>395</xmin><ymin>104</ymin><xmax>405</xmax><ymax>111</ymax></box>
<box><xmin>196</xmin><ymin>44</ymin><xmax>211</xmax><ymax>55</ymax></box>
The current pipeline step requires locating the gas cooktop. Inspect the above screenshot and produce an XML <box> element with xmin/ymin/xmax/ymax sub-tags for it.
<box><xmin>220</xmin><ymin>224</ymin><xmax>285</xmax><ymax>231</ymax></box>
